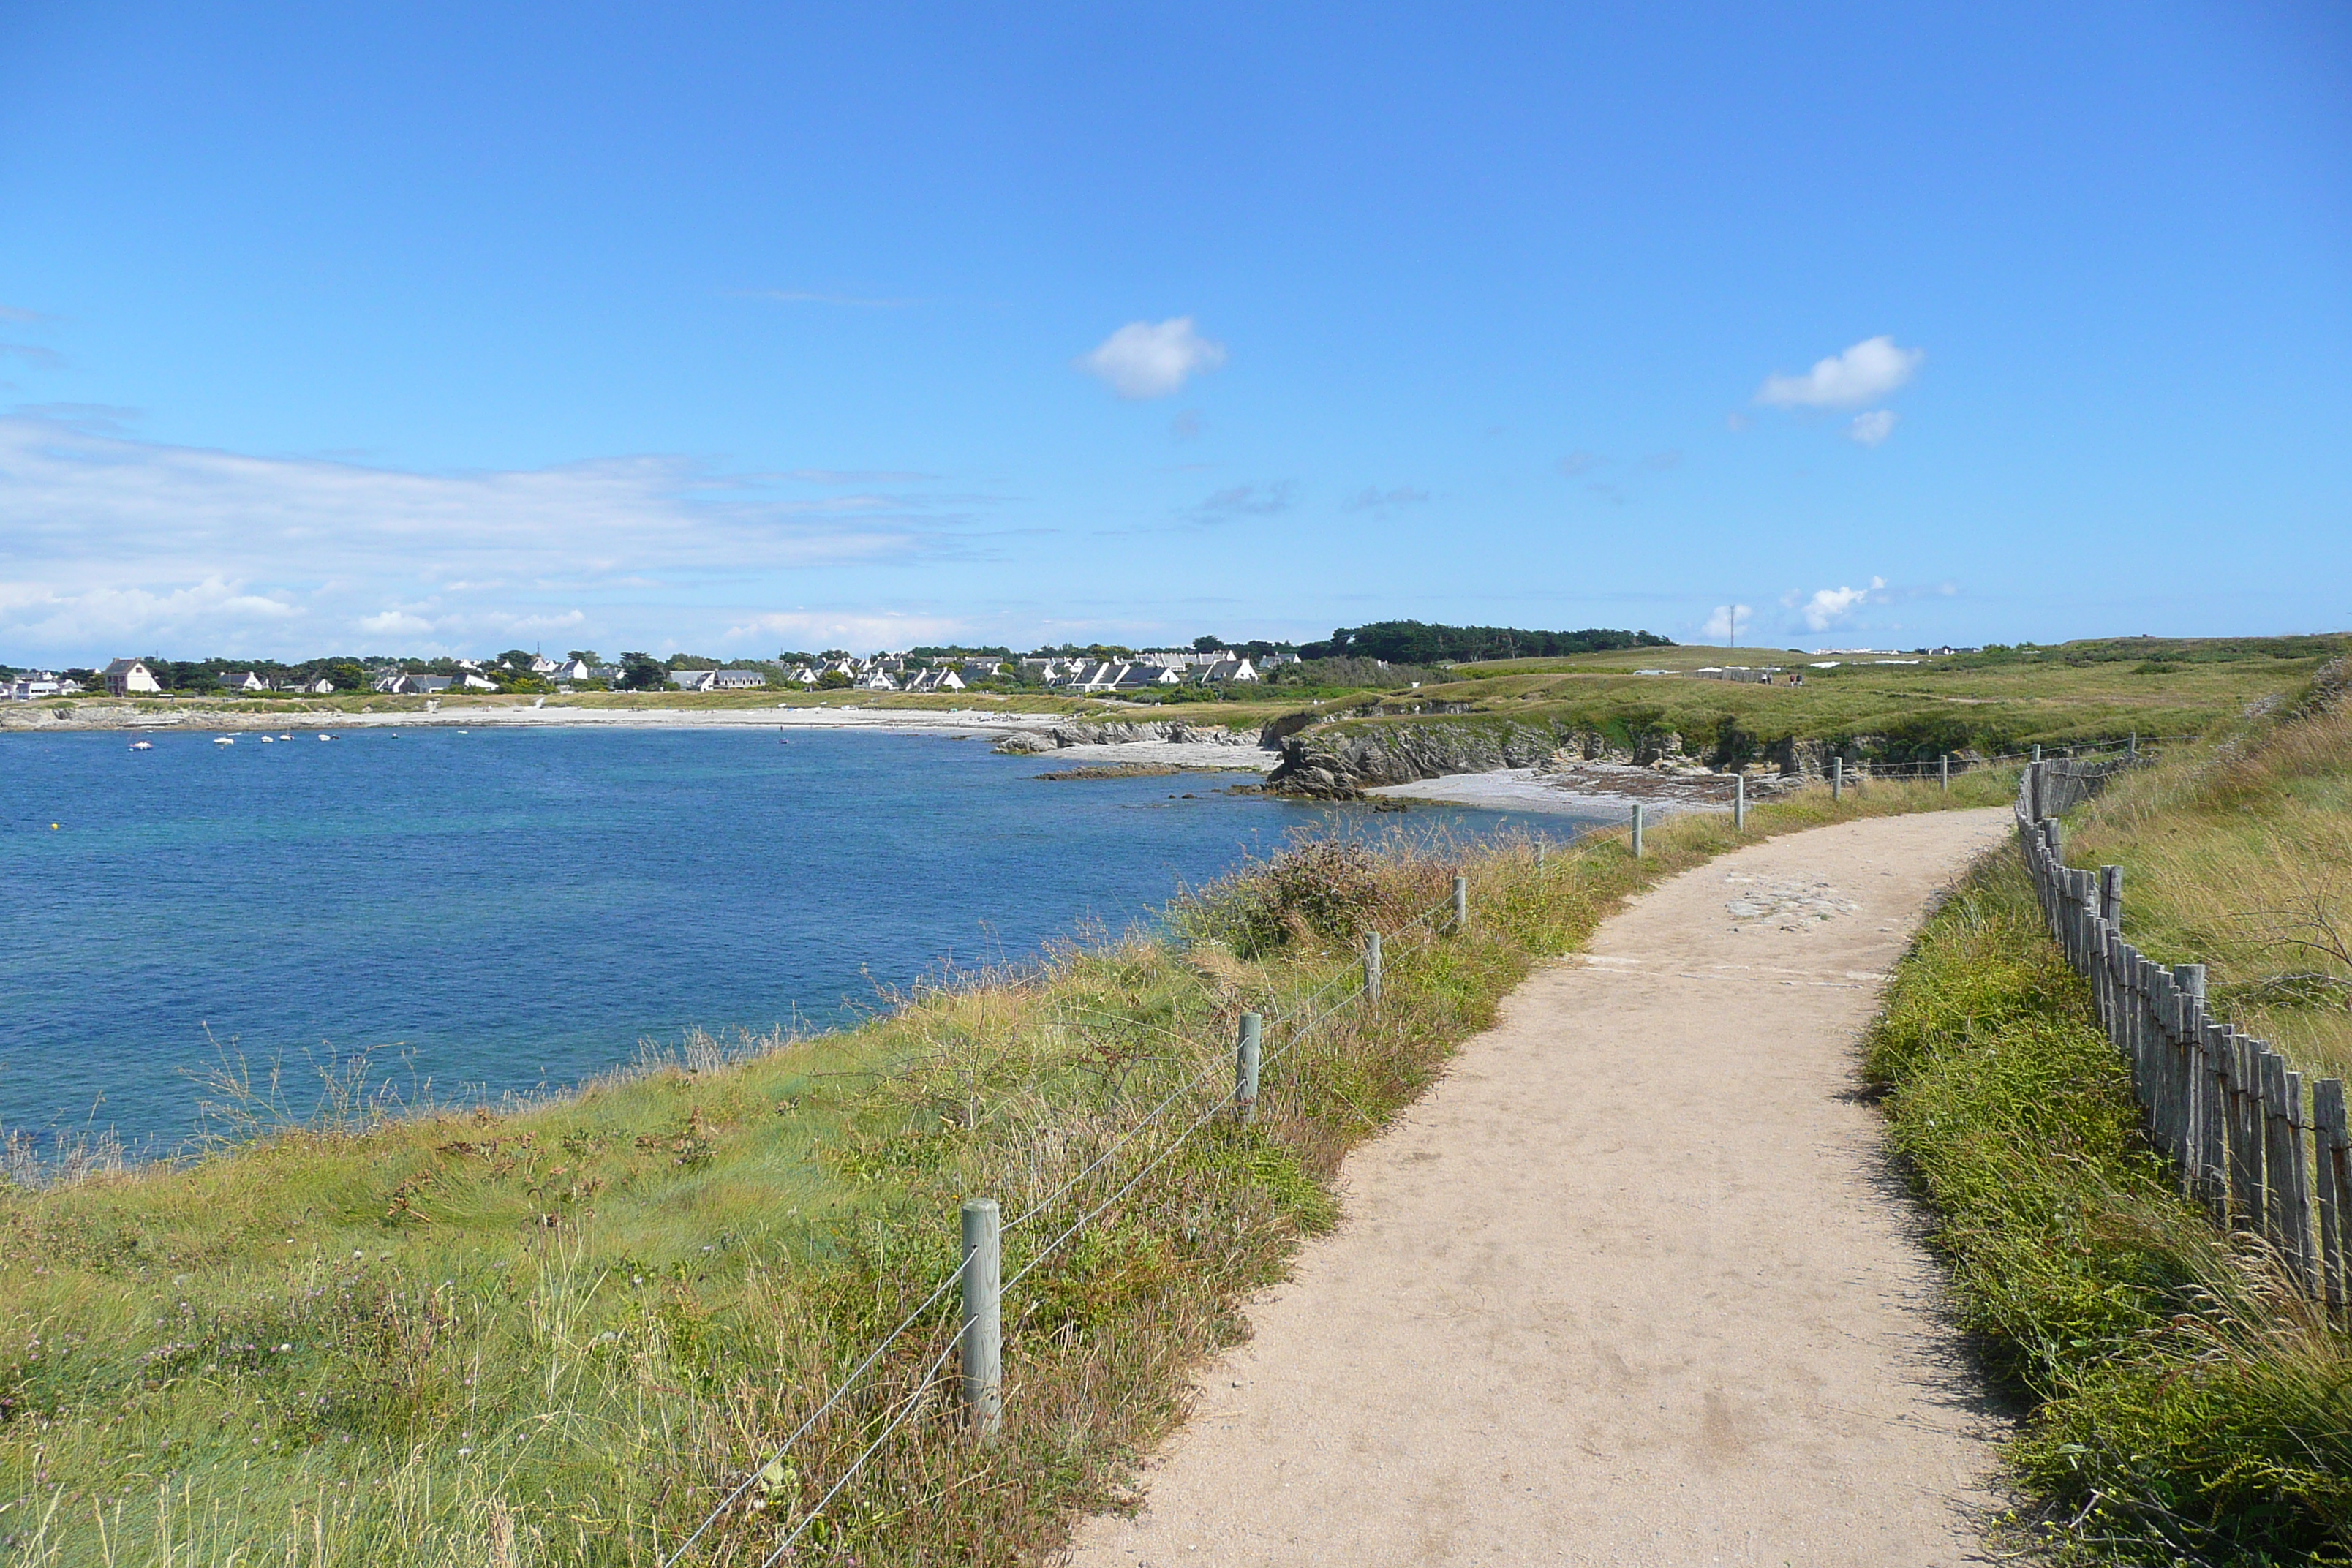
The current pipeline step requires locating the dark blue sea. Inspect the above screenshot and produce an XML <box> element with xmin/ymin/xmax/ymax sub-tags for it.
<box><xmin>1</xmin><ymin>725</ymin><xmax>1586</xmax><ymax>1149</ymax></box>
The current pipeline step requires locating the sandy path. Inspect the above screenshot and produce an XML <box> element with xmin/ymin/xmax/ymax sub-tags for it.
<box><xmin>1065</xmin><ymin>807</ymin><xmax>2014</xmax><ymax>1567</ymax></box>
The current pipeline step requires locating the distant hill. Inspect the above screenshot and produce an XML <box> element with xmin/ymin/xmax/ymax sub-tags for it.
<box><xmin>1297</xmin><ymin>620</ymin><xmax>1673</xmax><ymax>664</ymax></box>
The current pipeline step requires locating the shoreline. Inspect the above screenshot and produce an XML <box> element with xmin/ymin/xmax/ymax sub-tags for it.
<box><xmin>5</xmin><ymin>698</ymin><xmax>1813</xmax><ymax>813</ymax></box>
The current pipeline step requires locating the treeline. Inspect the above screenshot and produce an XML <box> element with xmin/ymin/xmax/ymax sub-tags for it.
<box><xmin>1296</xmin><ymin>621</ymin><xmax>1673</xmax><ymax>664</ymax></box>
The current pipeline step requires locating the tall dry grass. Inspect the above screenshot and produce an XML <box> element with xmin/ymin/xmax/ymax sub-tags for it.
<box><xmin>2065</xmin><ymin>692</ymin><xmax>2352</xmax><ymax>1078</ymax></box>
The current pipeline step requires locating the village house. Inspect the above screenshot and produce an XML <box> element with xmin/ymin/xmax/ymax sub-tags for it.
<box><xmin>1194</xmin><ymin>657</ymin><xmax>1259</xmax><ymax>684</ymax></box>
<box><xmin>709</xmin><ymin>669</ymin><xmax>767</xmax><ymax>690</ymax></box>
<box><xmin>668</xmin><ymin>669</ymin><xmax>718</xmax><ymax>691</ymax></box>
<box><xmin>216</xmin><ymin>670</ymin><xmax>270</xmax><ymax>692</ymax></box>
<box><xmin>4</xmin><ymin>671</ymin><xmax>71</xmax><ymax>700</ymax></box>
<box><xmin>854</xmin><ymin>670</ymin><xmax>898</xmax><ymax>691</ymax></box>
<box><xmin>102</xmin><ymin>657</ymin><xmax>163</xmax><ymax>696</ymax></box>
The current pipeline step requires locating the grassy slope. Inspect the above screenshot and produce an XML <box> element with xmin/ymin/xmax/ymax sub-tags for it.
<box><xmin>1864</xmin><ymin>685</ymin><xmax>2352</xmax><ymax>1563</ymax></box>
<box><xmin>0</xmin><ymin>774</ymin><xmax>2012</xmax><ymax>1567</ymax></box>
<box><xmin>2060</xmin><ymin>694</ymin><xmax>2352</xmax><ymax>1079</ymax></box>
<box><xmin>1308</xmin><ymin>636</ymin><xmax>2348</xmax><ymax>761</ymax></box>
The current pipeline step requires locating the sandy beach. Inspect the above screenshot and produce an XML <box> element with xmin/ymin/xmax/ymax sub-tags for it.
<box><xmin>1365</xmin><ymin>761</ymin><xmax>1767</xmax><ymax>818</ymax></box>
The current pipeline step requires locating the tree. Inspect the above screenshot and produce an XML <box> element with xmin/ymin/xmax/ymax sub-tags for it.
<box><xmin>568</xmin><ymin>649</ymin><xmax>601</xmax><ymax>665</ymax></box>
<box><xmin>618</xmin><ymin>652</ymin><xmax>668</xmax><ymax>691</ymax></box>
<box><xmin>816</xmin><ymin>669</ymin><xmax>853</xmax><ymax>690</ymax></box>
<box><xmin>1192</xmin><ymin>635</ymin><xmax>1225</xmax><ymax>652</ymax></box>
<box><xmin>497</xmin><ymin>649</ymin><xmax>535</xmax><ymax>670</ymax></box>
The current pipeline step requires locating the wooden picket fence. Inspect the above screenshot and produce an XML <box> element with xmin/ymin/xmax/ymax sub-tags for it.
<box><xmin>2019</xmin><ymin>759</ymin><xmax>2352</xmax><ymax>1306</ymax></box>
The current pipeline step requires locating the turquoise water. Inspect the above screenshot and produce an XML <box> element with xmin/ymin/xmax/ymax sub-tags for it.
<box><xmin>1</xmin><ymin>725</ymin><xmax>1586</xmax><ymax>1148</ymax></box>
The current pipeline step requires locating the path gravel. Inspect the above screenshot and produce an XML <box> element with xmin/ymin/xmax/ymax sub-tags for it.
<box><xmin>1064</xmin><ymin>807</ymin><xmax>2015</xmax><ymax>1567</ymax></box>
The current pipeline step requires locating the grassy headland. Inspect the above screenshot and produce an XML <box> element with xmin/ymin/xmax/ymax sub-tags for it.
<box><xmin>0</xmin><ymin>773</ymin><xmax>2013</xmax><ymax>1566</ymax></box>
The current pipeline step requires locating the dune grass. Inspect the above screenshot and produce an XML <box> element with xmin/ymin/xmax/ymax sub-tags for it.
<box><xmin>2058</xmin><ymin>689</ymin><xmax>2352</xmax><ymax>1081</ymax></box>
<box><xmin>0</xmin><ymin>772</ymin><xmax>2010</xmax><ymax>1566</ymax></box>
<box><xmin>1864</xmin><ymin>689</ymin><xmax>2352</xmax><ymax>1564</ymax></box>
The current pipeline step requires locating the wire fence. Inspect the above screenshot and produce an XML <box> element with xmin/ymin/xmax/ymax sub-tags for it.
<box><xmin>657</xmin><ymin>867</ymin><xmax>1501</xmax><ymax>1566</ymax></box>
<box><xmin>2016</xmin><ymin>757</ymin><xmax>2352</xmax><ymax>1310</ymax></box>
<box><xmin>665</xmin><ymin>748</ymin><xmax>2171</xmax><ymax>1563</ymax></box>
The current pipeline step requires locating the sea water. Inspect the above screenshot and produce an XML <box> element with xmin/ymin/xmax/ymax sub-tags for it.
<box><xmin>1</xmin><ymin>725</ymin><xmax>1588</xmax><ymax>1148</ymax></box>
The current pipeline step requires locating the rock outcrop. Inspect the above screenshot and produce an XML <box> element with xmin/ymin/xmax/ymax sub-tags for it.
<box><xmin>989</xmin><ymin>720</ymin><xmax>1259</xmax><ymax>755</ymax></box>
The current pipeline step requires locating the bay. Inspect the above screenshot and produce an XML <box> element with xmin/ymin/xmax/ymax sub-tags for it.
<box><xmin>1</xmin><ymin>725</ymin><xmax>1587</xmax><ymax>1150</ymax></box>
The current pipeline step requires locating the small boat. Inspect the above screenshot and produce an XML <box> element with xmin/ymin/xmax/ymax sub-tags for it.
<box><xmin>214</xmin><ymin>736</ymin><xmax>235</xmax><ymax>746</ymax></box>
<box><xmin>278</xmin><ymin>733</ymin><xmax>292</xmax><ymax>741</ymax></box>
<box><xmin>260</xmin><ymin>735</ymin><xmax>275</xmax><ymax>744</ymax></box>
<box><xmin>129</xmin><ymin>740</ymin><xmax>153</xmax><ymax>752</ymax></box>
<box><xmin>317</xmin><ymin>733</ymin><xmax>336</xmax><ymax>742</ymax></box>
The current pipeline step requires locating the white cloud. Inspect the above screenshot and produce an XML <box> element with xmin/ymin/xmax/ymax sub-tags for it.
<box><xmin>1790</xmin><ymin>576</ymin><xmax>1888</xmax><ymax>631</ymax></box>
<box><xmin>1755</xmin><ymin>336</ymin><xmax>1923</xmax><ymax>409</ymax></box>
<box><xmin>1341</xmin><ymin>485</ymin><xmax>1430</xmax><ymax>514</ymax></box>
<box><xmin>1077</xmin><ymin>317</ymin><xmax>1227</xmax><ymax>400</ymax></box>
<box><xmin>720</xmin><ymin>610</ymin><xmax>966</xmax><ymax>652</ymax></box>
<box><xmin>1701</xmin><ymin>603</ymin><xmax>1754</xmax><ymax>641</ymax></box>
<box><xmin>1556</xmin><ymin>450</ymin><xmax>1602</xmax><ymax>476</ymax></box>
<box><xmin>0</xmin><ymin>413</ymin><xmax>949</xmax><ymax>660</ymax></box>
<box><xmin>1847</xmin><ymin>410</ymin><xmax>1898</xmax><ymax>445</ymax></box>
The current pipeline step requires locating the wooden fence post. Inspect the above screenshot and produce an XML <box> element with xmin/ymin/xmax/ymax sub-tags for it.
<box><xmin>960</xmin><ymin>1199</ymin><xmax>1002</xmax><ymax>1440</ymax></box>
<box><xmin>2281</xmin><ymin>1063</ymin><xmax>2320</xmax><ymax>1294</ymax></box>
<box><xmin>1235</xmin><ymin>1012</ymin><xmax>1262</xmax><ymax>1125</ymax></box>
<box><xmin>2314</xmin><ymin>1077</ymin><xmax>2348</xmax><ymax>1313</ymax></box>
<box><xmin>2230</xmin><ymin>1034</ymin><xmax>2264</xmax><ymax>1229</ymax></box>
<box><xmin>1629</xmin><ymin>807</ymin><xmax>1644</xmax><ymax>859</ymax></box>
<box><xmin>1734</xmin><ymin>772</ymin><xmax>1746</xmax><ymax>831</ymax></box>
<box><xmin>1452</xmin><ymin>873</ymin><xmax>1470</xmax><ymax>929</ymax></box>
<box><xmin>1940</xmin><ymin>753</ymin><xmax>1949</xmax><ymax>792</ymax></box>
<box><xmin>1831</xmin><ymin>755</ymin><xmax>1843</xmax><ymax>802</ymax></box>
<box><xmin>1362</xmin><ymin>932</ymin><xmax>1382</xmax><ymax>1004</ymax></box>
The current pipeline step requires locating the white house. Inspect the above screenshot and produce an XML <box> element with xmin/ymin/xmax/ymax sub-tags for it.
<box><xmin>854</xmin><ymin>670</ymin><xmax>897</xmax><ymax>691</ymax></box>
<box><xmin>216</xmin><ymin>671</ymin><xmax>269</xmax><ymax>692</ymax></box>
<box><xmin>282</xmin><ymin>676</ymin><xmax>337</xmax><ymax>694</ymax></box>
<box><xmin>1112</xmin><ymin>663</ymin><xmax>1182</xmax><ymax>690</ymax></box>
<box><xmin>549</xmin><ymin>657</ymin><xmax>595</xmax><ymax>682</ymax></box>
<box><xmin>529</xmin><ymin>655</ymin><xmax>559</xmax><ymax>675</ymax></box>
<box><xmin>788</xmin><ymin>665</ymin><xmax>818</xmax><ymax>686</ymax></box>
<box><xmin>1194</xmin><ymin>657</ymin><xmax>1259</xmax><ymax>684</ymax></box>
<box><xmin>668</xmin><ymin>669</ymin><xmax>718</xmax><ymax>692</ymax></box>
<box><xmin>102</xmin><ymin>658</ymin><xmax>164</xmax><ymax>696</ymax></box>
<box><xmin>710</xmin><ymin>669</ymin><xmax>767</xmax><ymax>690</ymax></box>
<box><xmin>459</xmin><ymin>673</ymin><xmax>496</xmax><ymax>691</ymax></box>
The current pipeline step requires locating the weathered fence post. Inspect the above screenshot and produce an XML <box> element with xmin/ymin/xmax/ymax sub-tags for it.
<box><xmin>1534</xmin><ymin>840</ymin><xmax>1547</xmax><ymax>872</ymax></box>
<box><xmin>1362</xmin><ymin>932</ymin><xmax>1382</xmax><ymax>1004</ymax></box>
<box><xmin>1733</xmin><ymin>772</ymin><xmax>1746</xmax><ymax>831</ymax></box>
<box><xmin>2099</xmin><ymin>865</ymin><xmax>2122</xmax><ymax>926</ymax></box>
<box><xmin>1939</xmin><ymin>753</ymin><xmax>1950</xmax><ymax>792</ymax></box>
<box><xmin>1452</xmin><ymin>874</ymin><xmax>1469</xmax><ymax>929</ymax></box>
<box><xmin>2315</xmin><ymin>1078</ymin><xmax>2348</xmax><ymax>1312</ymax></box>
<box><xmin>2029</xmin><ymin>760</ymin><xmax>2043</xmax><ymax>821</ymax></box>
<box><xmin>2128</xmin><ymin>732</ymin><xmax>2138</xmax><ymax>760</ymax></box>
<box><xmin>1235</xmin><ymin>1012</ymin><xmax>1262</xmax><ymax>1124</ymax></box>
<box><xmin>1831</xmin><ymin>755</ymin><xmax>1843</xmax><ymax>802</ymax></box>
<box><xmin>960</xmin><ymin>1199</ymin><xmax>1002</xmax><ymax>1440</ymax></box>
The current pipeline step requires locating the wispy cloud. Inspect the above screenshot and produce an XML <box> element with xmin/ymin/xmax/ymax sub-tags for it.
<box><xmin>1169</xmin><ymin>410</ymin><xmax>1202</xmax><ymax>441</ymax></box>
<box><xmin>1556</xmin><ymin>450</ymin><xmax>1602</xmax><ymax>477</ymax></box>
<box><xmin>1643</xmin><ymin>449</ymin><xmax>1682</xmax><ymax>470</ymax></box>
<box><xmin>1341</xmin><ymin>485</ymin><xmax>1430</xmax><ymax>514</ymax></box>
<box><xmin>1755</xmin><ymin>336</ymin><xmax>1922</xmax><ymax>409</ymax></box>
<box><xmin>720</xmin><ymin>609</ymin><xmax>966</xmax><ymax>652</ymax></box>
<box><xmin>0</xmin><ymin>413</ymin><xmax>952</xmax><ymax>659</ymax></box>
<box><xmin>0</xmin><ymin>305</ymin><xmax>50</xmax><ymax>324</ymax></box>
<box><xmin>1847</xmin><ymin>410</ymin><xmax>1898</xmax><ymax>446</ymax></box>
<box><xmin>1701</xmin><ymin>603</ymin><xmax>1754</xmax><ymax>641</ymax></box>
<box><xmin>1784</xmin><ymin>576</ymin><xmax>1888</xmax><ymax>631</ymax></box>
<box><xmin>1188</xmin><ymin>480</ymin><xmax>1295</xmax><ymax>523</ymax></box>
<box><xmin>0</xmin><ymin>344</ymin><xmax>64</xmax><ymax>369</ymax></box>
<box><xmin>1078</xmin><ymin>317</ymin><xmax>1227</xmax><ymax>400</ymax></box>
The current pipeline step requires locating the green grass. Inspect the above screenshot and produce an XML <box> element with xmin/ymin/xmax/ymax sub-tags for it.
<box><xmin>0</xmin><ymin>773</ymin><xmax>2007</xmax><ymax>1567</ymax></box>
<box><xmin>1866</xmin><ymin>832</ymin><xmax>2352</xmax><ymax>1562</ymax></box>
<box><xmin>1308</xmin><ymin>634</ymin><xmax>2350</xmax><ymax>764</ymax></box>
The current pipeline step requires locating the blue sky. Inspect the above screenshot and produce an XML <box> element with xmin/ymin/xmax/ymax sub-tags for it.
<box><xmin>2</xmin><ymin>1</ymin><xmax>2347</xmax><ymax>661</ymax></box>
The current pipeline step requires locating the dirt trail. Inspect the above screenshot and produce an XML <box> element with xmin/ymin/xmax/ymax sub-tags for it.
<box><xmin>1065</xmin><ymin>807</ymin><xmax>2015</xmax><ymax>1567</ymax></box>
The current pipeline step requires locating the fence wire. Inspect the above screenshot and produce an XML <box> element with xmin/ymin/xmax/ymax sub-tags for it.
<box><xmin>671</xmin><ymin>744</ymin><xmax>2168</xmax><ymax>1562</ymax></box>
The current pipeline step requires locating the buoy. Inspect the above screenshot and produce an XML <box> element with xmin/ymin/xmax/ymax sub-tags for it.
<box><xmin>50</xmin><ymin>823</ymin><xmax>59</xmax><ymax>830</ymax></box>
